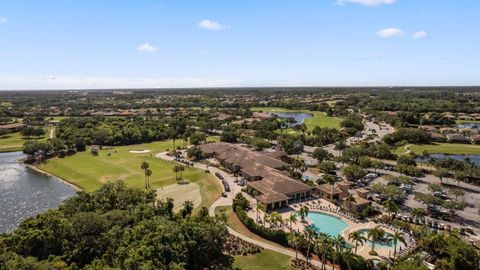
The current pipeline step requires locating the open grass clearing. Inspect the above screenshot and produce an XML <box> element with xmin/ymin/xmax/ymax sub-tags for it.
<box><xmin>395</xmin><ymin>143</ymin><xmax>480</xmax><ymax>155</ymax></box>
<box><xmin>251</xmin><ymin>107</ymin><xmax>342</xmax><ymax>129</ymax></box>
<box><xmin>157</xmin><ymin>183</ymin><xmax>202</xmax><ymax>212</ymax></box>
<box><xmin>233</xmin><ymin>249</ymin><xmax>292</xmax><ymax>270</ymax></box>
<box><xmin>0</xmin><ymin>128</ymin><xmax>53</xmax><ymax>153</ymax></box>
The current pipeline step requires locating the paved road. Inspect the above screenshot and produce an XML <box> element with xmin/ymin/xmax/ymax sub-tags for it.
<box><xmin>155</xmin><ymin>151</ymin><xmax>325</xmax><ymax>268</ymax></box>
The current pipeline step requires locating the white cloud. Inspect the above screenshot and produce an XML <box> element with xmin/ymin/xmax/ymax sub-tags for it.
<box><xmin>412</xmin><ymin>31</ymin><xmax>428</xmax><ymax>39</ymax></box>
<box><xmin>376</xmin><ymin>28</ymin><xmax>405</xmax><ymax>38</ymax></box>
<box><xmin>336</xmin><ymin>0</ymin><xmax>397</xmax><ymax>6</ymax></box>
<box><xmin>0</xmin><ymin>17</ymin><xmax>8</xmax><ymax>24</ymax></box>
<box><xmin>136</xmin><ymin>43</ymin><xmax>157</xmax><ymax>53</ymax></box>
<box><xmin>198</xmin><ymin>19</ymin><xmax>228</xmax><ymax>31</ymax></box>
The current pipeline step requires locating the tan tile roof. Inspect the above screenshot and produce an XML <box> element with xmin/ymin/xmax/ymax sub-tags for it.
<box><xmin>255</xmin><ymin>193</ymin><xmax>289</xmax><ymax>204</ymax></box>
<box><xmin>0</xmin><ymin>123</ymin><xmax>25</xmax><ymax>129</ymax></box>
<box><xmin>316</xmin><ymin>184</ymin><xmax>343</xmax><ymax>195</ymax></box>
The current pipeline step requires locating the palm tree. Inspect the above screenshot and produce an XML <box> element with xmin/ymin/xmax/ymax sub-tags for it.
<box><xmin>411</xmin><ymin>208</ymin><xmax>425</xmax><ymax>223</ymax></box>
<box><xmin>256</xmin><ymin>202</ymin><xmax>265</xmax><ymax>223</ymax></box>
<box><xmin>141</xmin><ymin>161</ymin><xmax>149</xmax><ymax>188</ymax></box>
<box><xmin>178</xmin><ymin>165</ymin><xmax>185</xmax><ymax>180</ymax></box>
<box><xmin>348</xmin><ymin>231</ymin><xmax>366</xmax><ymax>254</ymax></box>
<box><xmin>434</xmin><ymin>168</ymin><xmax>449</xmax><ymax>185</ymax></box>
<box><xmin>289</xmin><ymin>212</ymin><xmax>298</xmax><ymax>230</ymax></box>
<box><xmin>383</xmin><ymin>199</ymin><xmax>399</xmax><ymax>220</ymax></box>
<box><xmin>315</xmin><ymin>233</ymin><xmax>332</xmax><ymax>270</ymax></box>
<box><xmin>367</xmin><ymin>226</ymin><xmax>385</xmax><ymax>255</ymax></box>
<box><xmin>304</xmin><ymin>226</ymin><xmax>317</xmax><ymax>263</ymax></box>
<box><xmin>331</xmin><ymin>235</ymin><xmax>347</xmax><ymax>270</ymax></box>
<box><xmin>264</xmin><ymin>213</ymin><xmax>271</xmax><ymax>228</ymax></box>
<box><xmin>145</xmin><ymin>169</ymin><xmax>152</xmax><ymax>190</ymax></box>
<box><xmin>390</xmin><ymin>231</ymin><xmax>406</xmax><ymax>259</ymax></box>
<box><xmin>173</xmin><ymin>165</ymin><xmax>181</xmax><ymax>181</ymax></box>
<box><xmin>288</xmin><ymin>232</ymin><xmax>302</xmax><ymax>260</ymax></box>
<box><xmin>299</xmin><ymin>205</ymin><xmax>310</xmax><ymax>221</ymax></box>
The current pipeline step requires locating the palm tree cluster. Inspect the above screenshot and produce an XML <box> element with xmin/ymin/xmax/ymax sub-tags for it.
<box><xmin>289</xmin><ymin>227</ymin><xmax>352</xmax><ymax>269</ymax></box>
<box><xmin>140</xmin><ymin>161</ymin><xmax>152</xmax><ymax>190</ymax></box>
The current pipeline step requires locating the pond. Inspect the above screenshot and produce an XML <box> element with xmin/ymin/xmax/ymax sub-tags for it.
<box><xmin>417</xmin><ymin>154</ymin><xmax>480</xmax><ymax>166</ymax></box>
<box><xmin>268</xmin><ymin>112</ymin><xmax>313</xmax><ymax>127</ymax></box>
<box><xmin>0</xmin><ymin>152</ymin><xmax>77</xmax><ymax>233</ymax></box>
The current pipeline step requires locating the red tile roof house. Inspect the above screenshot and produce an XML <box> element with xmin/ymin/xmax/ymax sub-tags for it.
<box><xmin>199</xmin><ymin>142</ymin><xmax>313</xmax><ymax>209</ymax></box>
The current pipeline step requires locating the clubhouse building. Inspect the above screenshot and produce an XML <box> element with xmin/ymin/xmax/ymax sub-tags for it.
<box><xmin>199</xmin><ymin>142</ymin><xmax>313</xmax><ymax>209</ymax></box>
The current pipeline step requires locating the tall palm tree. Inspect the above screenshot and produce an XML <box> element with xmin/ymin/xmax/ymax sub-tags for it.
<box><xmin>173</xmin><ymin>165</ymin><xmax>181</xmax><ymax>181</ymax></box>
<box><xmin>299</xmin><ymin>205</ymin><xmax>310</xmax><ymax>221</ymax></box>
<box><xmin>141</xmin><ymin>161</ymin><xmax>149</xmax><ymax>189</ymax></box>
<box><xmin>390</xmin><ymin>231</ymin><xmax>406</xmax><ymax>259</ymax></box>
<box><xmin>367</xmin><ymin>226</ymin><xmax>385</xmax><ymax>255</ymax></box>
<box><xmin>348</xmin><ymin>231</ymin><xmax>366</xmax><ymax>254</ymax></box>
<box><xmin>304</xmin><ymin>226</ymin><xmax>317</xmax><ymax>263</ymax></box>
<box><xmin>288</xmin><ymin>232</ymin><xmax>302</xmax><ymax>260</ymax></box>
<box><xmin>145</xmin><ymin>169</ymin><xmax>152</xmax><ymax>190</ymax></box>
<box><xmin>256</xmin><ymin>202</ymin><xmax>265</xmax><ymax>223</ymax></box>
<box><xmin>315</xmin><ymin>233</ymin><xmax>332</xmax><ymax>270</ymax></box>
<box><xmin>331</xmin><ymin>235</ymin><xmax>347</xmax><ymax>270</ymax></box>
<box><xmin>411</xmin><ymin>208</ymin><xmax>425</xmax><ymax>223</ymax></box>
<box><xmin>383</xmin><ymin>199</ymin><xmax>399</xmax><ymax>220</ymax></box>
<box><xmin>289</xmin><ymin>212</ymin><xmax>298</xmax><ymax>230</ymax></box>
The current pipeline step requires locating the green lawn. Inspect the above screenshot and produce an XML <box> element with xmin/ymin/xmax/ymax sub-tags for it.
<box><xmin>251</xmin><ymin>107</ymin><xmax>342</xmax><ymax>129</ymax></box>
<box><xmin>214</xmin><ymin>206</ymin><xmax>285</xmax><ymax>249</ymax></box>
<box><xmin>0</xmin><ymin>129</ymin><xmax>52</xmax><ymax>153</ymax></box>
<box><xmin>233</xmin><ymin>250</ymin><xmax>292</xmax><ymax>270</ymax></box>
<box><xmin>396</xmin><ymin>143</ymin><xmax>480</xmax><ymax>155</ymax></box>
<box><xmin>39</xmin><ymin>139</ymin><xmax>222</xmax><ymax>209</ymax></box>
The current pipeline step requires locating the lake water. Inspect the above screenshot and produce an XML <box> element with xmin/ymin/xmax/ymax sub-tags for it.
<box><xmin>269</xmin><ymin>112</ymin><xmax>313</xmax><ymax>127</ymax></box>
<box><xmin>0</xmin><ymin>152</ymin><xmax>77</xmax><ymax>233</ymax></box>
<box><xmin>417</xmin><ymin>153</ymin><xmax>480</xmax><ymax>166</ymax></box>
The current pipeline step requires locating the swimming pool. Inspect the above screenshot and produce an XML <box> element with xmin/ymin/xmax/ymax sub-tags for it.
<box><xmin>306</xmin><ymin>212</ymin><xmax>348</xmax><ymax>237</ymax></box>
<box><xmin>358</xmin><ymin>229</ymin><xmax>395</xmax><ymax>248</ymax></box>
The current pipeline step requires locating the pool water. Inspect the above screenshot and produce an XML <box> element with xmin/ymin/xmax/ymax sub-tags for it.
<box><xmin>306</xmin><ymin>212</ymin><xmax>348</xmax><ymax>237</ymax></box>
<box><xmin>358</xmin><ymin>229</ymin><xmax>395</xmax><ymax>248</ymax></box>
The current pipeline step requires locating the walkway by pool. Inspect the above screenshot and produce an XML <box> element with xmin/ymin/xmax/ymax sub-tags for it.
<box><xmin>307</xmin><ymin>212</ymin><xmax>348</xmax><ymax>237</ymax></box>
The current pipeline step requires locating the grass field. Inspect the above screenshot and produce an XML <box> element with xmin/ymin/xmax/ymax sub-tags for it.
<box><xmin>251</xmin><ymin>107</ymin><xmax>342</xmax><ymax>130</ymax></box>
<box><xmin>233</xmin><ymin>250</ymin><xmax>292</xmax><ymax>270</ymax></box>
<box><xmin>39</xmin><ymin>139</ymin><xmax>222</xmax><ymax>209</ymax></box>
<box><xmin>395</xmin><ymin>143</ymin><xmax>480</xmax><ymax>155</ymax></box>
<box><xmin>0</xmin><ymin>128</ymin><xmax>53</xmax><ymax>153</ymax></box>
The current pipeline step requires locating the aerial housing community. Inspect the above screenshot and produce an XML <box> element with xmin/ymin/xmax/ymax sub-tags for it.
<box><xmin>0</xmin><ymin>88</ymin><xmax>479</xmax><ymax>270</ymax></box>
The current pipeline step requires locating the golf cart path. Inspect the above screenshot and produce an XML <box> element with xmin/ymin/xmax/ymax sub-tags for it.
<box><xmin>155</xmin><ymin>151</ymin><xmax>325</xmax><ymax>268</ymax></box>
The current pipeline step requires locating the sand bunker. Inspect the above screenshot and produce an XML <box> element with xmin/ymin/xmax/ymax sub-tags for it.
<box><xmin>156</xmin><ymin>183</ymin><xmax>202</xmax><ymax>212</ymax></box>
<box><xmin>129</xmin><ymin>149</ymin><xmax>151</xmax><ymax>154</ymax></box>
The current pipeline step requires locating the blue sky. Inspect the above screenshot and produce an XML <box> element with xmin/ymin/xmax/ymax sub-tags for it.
<box><xmin>0</xmin><ymin>0</ymin><xmax>479</xmax><ymax>89</ymax></box>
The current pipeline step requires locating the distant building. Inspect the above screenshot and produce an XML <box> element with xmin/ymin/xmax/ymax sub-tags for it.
<box><xmin>0</xmin><ymin>123</ymin><xmax>26</xmax><ymax>133</ymax></box>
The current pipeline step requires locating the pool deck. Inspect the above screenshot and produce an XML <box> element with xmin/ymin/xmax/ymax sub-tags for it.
<box><xmin>249</xmin><ymin>198</ymin><xmax>410</xmax><ymax>261</ymax></box>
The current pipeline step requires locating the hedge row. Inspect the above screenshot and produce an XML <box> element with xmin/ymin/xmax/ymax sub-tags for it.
<box><xmin>233</xmin><ymin>206</ymin><xmax>290</xmax><ymax>246</ymax></box>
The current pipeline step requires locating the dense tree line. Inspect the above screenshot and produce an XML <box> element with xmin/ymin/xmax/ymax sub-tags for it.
<box><xmin>0</xmin><ymin>182</ymin><xmax>231</xmax><ymax>269</ymax></box>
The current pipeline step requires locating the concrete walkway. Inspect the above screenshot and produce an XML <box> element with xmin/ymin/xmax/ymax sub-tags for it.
<box><xmin>155</xmin><ymin>151</ymin><xmax>325</xmax><ymax>268</ymax></box>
